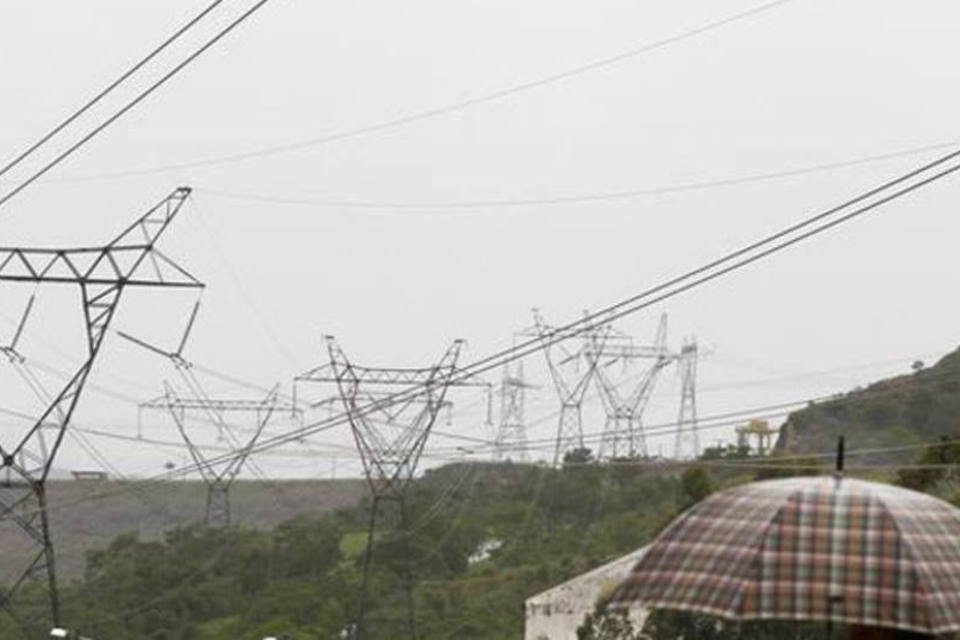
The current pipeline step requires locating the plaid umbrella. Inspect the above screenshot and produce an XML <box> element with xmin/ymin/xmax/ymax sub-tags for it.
<box><xmin>614</xmin><ymin>476</ymin><xmax>960</xmax><ymax>635</ymax></box>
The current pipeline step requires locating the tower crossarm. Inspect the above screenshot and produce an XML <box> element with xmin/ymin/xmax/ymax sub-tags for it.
<box><xmin>0</xmin><ymin>187</ymin><xmax>202</xmax><ymax>290</ymax></box>
<box><xmin>141</xmin><ymin>395</ymin><xmax>296</xmax><ymax>414</ymax></box>
<box><xmin>0</xmin><ymin>188</ymin><xmax>204</xmax><ymax>629</ymax></box>
<box><xmin>324</xmin><ymin>336</ymin><xmax>463</xmax><ymax>496</ymax></box>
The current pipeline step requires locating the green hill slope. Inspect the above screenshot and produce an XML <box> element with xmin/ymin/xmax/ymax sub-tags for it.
<box><xmin>776</xmin><ymin>347</ymin><xmax>960</xmax><ymax>462</ymax></box>
<box><xmin>0</xmin><ymin>462</ymin><xmax>690</xmax><ymax>639</ymax></box>
<box><xmin>0</xmin><ymin>478</ymin><xmax>367</xmax><ymax>584</ymax></box>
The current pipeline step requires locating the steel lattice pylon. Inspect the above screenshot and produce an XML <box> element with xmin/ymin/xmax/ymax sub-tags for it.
<box><xmin>495</xmin><ymin>362</ymin><xmax>533</xmax><ymax>462</ymax></box>
<box><xmin>121</xmin><ymin>303</ymin><xmax>289</xmax><ymax>527</ymax></box>
<box><xmin>0</xmin><ymin>187</ymin><xmax>203</xmax><ymax>630</ymax></box>
<box><xmin>674</xmin><ymin>339</ymin><xmax>700</xmax><ymax>459</ymax></box>
<box><xmin>298</xmin><ymin>336</ymin><xmax>464</xmax><ymax>640</ymax></box>
<box><xmin>528</xmin><ymin>309</ymin><xmax>608</xmax><ymax>465</ymax></box>
<box><xmin>587</xmin><ymin>314</ymin><xmax>676</xmax><ymax>459</ymax></box>
<box><xmin>161</xmin><ymin>383</ymin><xmax>278</xmax><ymax>526</ymax></box>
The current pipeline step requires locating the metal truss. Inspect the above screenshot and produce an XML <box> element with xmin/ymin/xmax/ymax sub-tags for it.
<box><xmin>674</xmin><ymin>339</ymin><xmax>700</xmax><ymax>459</ymax></box>
<box><xmin>527</xmin><ymin>309</ymin><xmax>609</xmax><ymax>465</ymax></box>
<box><xmin>0</xmin><ymin>187</ymin><xmax>202</xmax><ymax>630</ymax></box>
<box><xmin>120</xmin><ymin>300</ymin><xmax>287</xmax><ymax>527</ymax></box>
<box><xmin>495</xmin><ymin>362</ymin><xmax>534</xmax><ymax>462</ymax></box>
<box><xmin>587</xmin><ymin>314</ymin><xmax>676</xmax><ymax>459</ymax></box>
<box><xmin>299</xmin><ymin>336</ymin><xmax>464</xmax><ymax>640</ymax></box>
<box><xmin>161</xmin><ymin>383</ymin><xmax>278</xmax><ymax>526</ymax></box>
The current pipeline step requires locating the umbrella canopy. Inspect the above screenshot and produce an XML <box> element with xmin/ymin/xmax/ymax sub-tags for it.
<box><xmin>614</xmin><ymin>476</ymin><xmax>960</xmax><ymax>635</ymax></box>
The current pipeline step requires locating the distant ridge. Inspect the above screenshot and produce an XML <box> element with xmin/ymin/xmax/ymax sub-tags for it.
<box><xmin>775</xmin><ymin>347</ymin><xmax>960</xmax><ymax>462</ymax></box>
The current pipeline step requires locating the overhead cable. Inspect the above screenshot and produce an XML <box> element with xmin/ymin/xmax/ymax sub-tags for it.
<box><xmin>42</xmin><ymin>0</ymin><xmax>796</xmax><ymax>182</ymax></box>
<box><xmin>0</xmin><ymin>0</ymin><xmax>228</xmax><ymax>181</ymax></box>
<box><xmin>0</xmin><ymin>0</ymin><xmax>275</xmax><ymax>210</ymax></box>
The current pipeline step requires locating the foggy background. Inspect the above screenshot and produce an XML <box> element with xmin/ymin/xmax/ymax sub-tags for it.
<box><xmin>0</xmin><ymin>0</ymin><xmax>956</xmax><ymax>478</ymax></box>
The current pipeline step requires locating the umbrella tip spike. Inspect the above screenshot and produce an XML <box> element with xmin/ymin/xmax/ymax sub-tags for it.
<box><xmin>835</xmin><ymin>436</ymin><xmax>845</xmax><ymax>484</ymax></box>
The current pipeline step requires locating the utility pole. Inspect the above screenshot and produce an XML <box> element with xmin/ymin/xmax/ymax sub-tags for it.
<box><xmin>0</xmin><ymin>188</ymin><xmax>203</xmax><ymax>631</ymax></box>
<box><xmin>586</xmin><ymin>314</ymin><xmax>675</xmax><ymax>459</ymax></box>
<box><xmin>297</xmin><ymin>337</ymin><xmax>465</xmax><ymax>640</ymax></box>
<box><xmin>673</xmin><ymin>339</ymin><xmax>700</xmax><ymax>459</ymax></box>
<box><xmin>528</xmin><ymin>309</ymin><xmax>606</xmax><ymax>465</ymax></box>
<box><xmin>495</xmin><ymin>362</ymin><xmax>533</xmax><ymax>462</ymax></box>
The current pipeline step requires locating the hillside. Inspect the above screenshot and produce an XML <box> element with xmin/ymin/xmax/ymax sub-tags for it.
<box><xmin>0</xmin><ymin>478</ymin><xmax>367</xmax><ymax>583</ymax></box>
<box><xmin>776</xmin><ymin>346</ymin><xmax>960</xmax><ymax>461</ymax></box>
<box><xmin>0</xmin><ymin>462</ymin><xmax>691</xmax><ymax>639</ymax></box>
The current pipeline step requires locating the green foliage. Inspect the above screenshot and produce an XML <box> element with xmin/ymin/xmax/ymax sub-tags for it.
<box><xmin>18</xmin><ymin>462</ymin><xmax>684</xmax><ymax>639</ymax></box>
<box><xmin>896</xmin><ymin>436</ymin><xmax>960</xmax><ymax>492</ymax></box>
<box><xmin>643</xmin><ymin>610</ymin><xmax>829</xmax><ymax>640</ymax></box>
<box><xmin>577</xmin><ymin>598</ymin><xmax>645</xmax><ymax>640</ymax></box>
<box><xmin>679</xmin><ymin>465</ymin><xmax>713</xmax><ymax>509</ymax></box>
<box><xmin>752</xmin><ymin>455</ymin><xmax>822</xmax><ymax>481</ymax></box>
<box><xmin>700</xmin><ymin>443</ymin><xmax>752</xmax><ymax>460</ymax></box>
<box><xmin>782</xmin><ymin>347</ymin><xmax>960</xmax><ymax>461</ymax></box>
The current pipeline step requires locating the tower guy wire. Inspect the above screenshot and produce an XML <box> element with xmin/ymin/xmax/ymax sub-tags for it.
<box><xmin>0</xmin><ymin>187</ymin><xmax>203</xmax><ymax>631</ymax></box>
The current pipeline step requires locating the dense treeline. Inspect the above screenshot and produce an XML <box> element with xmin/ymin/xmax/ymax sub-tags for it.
<box><xmin>5</xmin><ymin>434</ymin><xmax>958</xmax><ymax>639</ymax></box>
<box><xmin>1</xmin><ymin>462</ymin><xmax>683</xmax><ymax>639</ymax></box>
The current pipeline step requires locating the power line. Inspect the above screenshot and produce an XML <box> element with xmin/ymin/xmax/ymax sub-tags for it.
<box><xmin>38</xmin><ymin>146</ymin><xmax>960</xmax><ymax>500</ymax></box>
<box><xmin>196</xmin><ymin>141</ymin><xmax>960</xmax><ymax>211</ymax></box>
<box><xmin>0</xmin><ymin>0</ymin><xmax>227</xmax><ymax>181</ymax></box>
<box><xmin>39</xmin><ymin>0</ymin><xmax>796</xmax><ymax>183</ymax></box>
<box><xmin>122</xmin><ymin>147</ymin><xmax>960</xmax><ymax>483</ymax></box>
<box><xmin>0</xmin><ymin>0</ymin><xmax>276</xmax><ymax>210</ymax></box>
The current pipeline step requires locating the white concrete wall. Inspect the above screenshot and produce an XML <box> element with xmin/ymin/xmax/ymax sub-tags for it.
<box><xmin>524</xmin><ymin>547</ymin><xmax>648</xmax><ymax>640</ymax></box>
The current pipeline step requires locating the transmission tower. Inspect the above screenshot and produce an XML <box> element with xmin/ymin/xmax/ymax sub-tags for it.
<box><xmin>297</xmin><ymin>336</ymin><xmax>464</xmax><ymax>640</ymax></box>
<box><xmin>587</xmin><ymin>314</ymin><xmax>675</xmax><ymax>459</ymax></box>
<box><xmin>0</xmin><ymin>187</ymin><xmax>202</xmax><ymax>630</ymax></box>
<box><xmin>495</xmin><ymin>362</ymin><xmax>533</xmax><ymax>461</ymax></box>
<box><xmin>121</xmin><ymin>301</ymin><xmax>292</xmax><ymax>526</ymax></box>
<box><xmin>673</xmin><ymin>339</ymin><xmax>700</xmax><ymax>459</ymax></box>
<box><xmin>160</xmin><ymin>383</ymin><xmax>278</xmax><ymax>526</ymax></box>
<box><xmin>528</xmin><ymin>309</ymin><xmax>607</xmax><ymax>465</ymax></box>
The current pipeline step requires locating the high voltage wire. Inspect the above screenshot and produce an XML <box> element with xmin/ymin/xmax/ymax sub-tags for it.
<box><xmin>27</xmin><ymin>353</ymin><xmax>960</xmax><ymax>479</ymax></box>
<box><xmin>194</xmin><ymin>145</ymin><xmax>960</xmax><ymax>468</ymax></box>
<box><xmin>39</xmin><ymin>0</ymin><xmax>796</xmax><ymax>183</ymax></box>
<box><xmin>30</xmin><ymin>146</ymin><xmax>960</xmax><ymax>510</ymax></box>
<box><xmin>20</xmin><ymin>353</ymin><xmax>960</xmax><ymax>517</ymax></box>
<box><xmin>196</xmin><ymin>141</ymin><xmax>960</xmax><ymax>212</ymax></box>
<box><xmin>428</xmin><ymin>351</ymin><xmax>960</xmax><ymax>457</ymax></box>
<box><xmin>64</xmin><ymin>359</ymin><xmax>948</xmax><ymax>465</ymax></box>
<box><xmin>0</xmin><ymin>0</ymin><xmax>228</xmax><ymax>181</ymax></box>
<box><xmin>92</xmin><ymin>147</ymin><xmax>960</xmax><ymax>483</ymax></box>
<box><xmin>0</xmin><ymin>0</ymin><xmax>276</xmax><ymax>210</ymax></box>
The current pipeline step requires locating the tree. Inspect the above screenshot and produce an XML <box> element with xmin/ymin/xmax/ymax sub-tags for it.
<box><xmin>679</xmin><ymin>465</ymin><xmax>713</xmax><ymax>509</ymax></box>
<box><xmin>577</xmin><ymin>598</ymin><xmax>644</xmax><ymax>640</ymax></box>
<box><xmin>896</xmin><ymin>436</ymin><xmax>960</xmax><ymax>492</ymax></box>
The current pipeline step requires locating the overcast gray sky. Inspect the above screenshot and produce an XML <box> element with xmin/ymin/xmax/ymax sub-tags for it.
<box><xmin>0</xmin><ymin>0</ymin><xmax>958</xmax><ymax>478</ymax></box>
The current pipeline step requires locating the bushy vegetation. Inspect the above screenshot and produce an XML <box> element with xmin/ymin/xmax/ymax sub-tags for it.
<box><xmin>0</xmin><ymin>462</ymin><xmax>688</xmax><ymax>639</ymax></box>
<box><xmin>6</xmin><ymin>341</ymin><xmax>960</xmax><ymax>640</ymax></box>
<box><xmin>780</xmin><ymin>347</ymin><xmax>960</xmax><ymax>462</ymax></box>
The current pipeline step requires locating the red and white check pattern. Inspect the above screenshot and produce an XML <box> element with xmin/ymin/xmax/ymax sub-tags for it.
<box><xmin>614</xmin><ymin>477</ymin><xmax>960</xmax><ymax>634</ymax></box>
